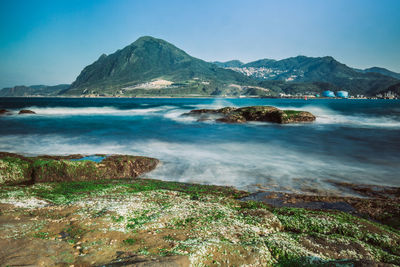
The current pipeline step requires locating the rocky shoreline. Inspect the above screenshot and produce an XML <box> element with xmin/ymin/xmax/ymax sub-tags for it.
<box><xmin>0</xmin><ymin>152</ymin><xmax>399</xmax><ymax>266</ymax></box>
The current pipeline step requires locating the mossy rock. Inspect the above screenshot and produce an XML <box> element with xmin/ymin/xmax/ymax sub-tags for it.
<box><xmin>281</xmin><ymin>110</ymin><xmax>316</xmax><ymax>123</ymax></box>
<box><xmin>0</xmin><ymin>152</ymin><xmax>32</xmax><ymax>185</ymax></box>
<box><xmin>32</xmin><ymin>159</ymin><xmax>101</xmax><ymax>182</ymax></box>
<box><xmin>32</xmin><ymin>155</ymin><xmax>159</xmax><ymax>183</ymax></box>
<box><xmin>0</xmin><ymin>178</ymin><xmax>399</xmax><ymax>265</ymax></box>
<box><xmin>0</xmin><ymin>152</ymin><xmax>159</xmax><ymax>185</ymax></box>
<box><xmin>184</xmin><ymin>105</ymin><xmax>316</xmax><ymax>124</ymax></box>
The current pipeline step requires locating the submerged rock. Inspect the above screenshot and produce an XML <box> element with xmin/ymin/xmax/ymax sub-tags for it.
<box><xmin>0</xmin><ymin>152</ymin><xmax>159</xmax><ymax>185</ymax></box>
<box><xmin>18</xmin><ymin>109</ymin><xmax>36</xmax><ymax>114</ymax></box>
<box><xmin>184</xmin><ymin>106</ymin><xmax>316</xmax><ymax>124</ymax></box>
<box><xmin>0</xmin><ymin>109</ymin><xmax>11</xmax><ymax>115</ymax></box>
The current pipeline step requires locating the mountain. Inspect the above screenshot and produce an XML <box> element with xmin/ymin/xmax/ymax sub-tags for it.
<box><xmin>354</xmin><ymin>67</ymin><xmax>400</xmax><ymax>80</ymax></box>
<box><xmin>5</xmin><ymin>36</ymin><xmax>396</xmax><ymax>97</ymax></box>
<box><xmin>243</xmin><ymin>58</ymin><xmax>277</xmax><ymax>68</ymax></box>
<box><xmin>212</xmin><ymin>60</ymin><xmax>244</xmax><ymax>68</ymax></box>
<box><xmin>64</xmin><ymin>36</ymin><xmax>258</xmax><ymax>96</ymax></box>
<box><xmin>220</xmin><ymin>56</ymin><xmax>399</xmax><ymax>95</ymax></box>
<box><xmin>0</xmin><ymin>84</ymin><xmax>70</xmax><ymax>97</ymax></box>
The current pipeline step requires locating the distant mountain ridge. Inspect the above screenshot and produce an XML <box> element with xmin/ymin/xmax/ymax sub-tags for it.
<box><xmin>215</xmin><ymin>58</ymin><xmax>400</xmax><ymax>80</ymax></box>
<box><xmin>353</xmin><ymin>67</ymin><xmax>400</xmax><ymax>80</ymax></box>
<box><xmin>215</xmin><ymin>56</ymin><xmax>399</xmax><ymax>95</ymax></box>
<box><xmin>212</xmin><ymin>60</ymin><xmax>244</xmax><ymax>68</ymax></box>
<box><xmin>0</xmin><ymin>84</ymin><xmax>69</xmax><ymax>97</ymax></box>
<box><xmin>2</xmin><ymin>36</ymin><xmax>399</xmax><ymax>97</ymax></box>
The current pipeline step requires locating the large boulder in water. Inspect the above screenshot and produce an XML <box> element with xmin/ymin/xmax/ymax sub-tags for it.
<box><xmin>184</xmin><ymin>106</ymin><xmax>316</xmax><ymax>124</ymax></box>
<box><xmin>0</xmin><ymin>152</ymin><xmax>159</xmax><ymax>185</ymax></box>
<box><xmin>18</xmin><ymin>109</ymin><xmax>36</xmax><ymax>114</ymax></box>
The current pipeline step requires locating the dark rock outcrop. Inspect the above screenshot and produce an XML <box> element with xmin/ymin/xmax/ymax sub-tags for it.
<box><xmin>18</xmin><ymin>109</ymin><xmax>36</xmax><ymax>114</ymax></box>
<box><xmin>0</xmin><ymin>152</ymin><xmax>159</xmax><ymax>185</ymax></box>
<box><xmin>0</xmin><ymin>109</ymin><xmax>11</xmax><ymax>115</ymax></box>
<box><xmin>184</xmin><ymin>106</ymin><xmax>316</xmax><ymax>124</ymax></box>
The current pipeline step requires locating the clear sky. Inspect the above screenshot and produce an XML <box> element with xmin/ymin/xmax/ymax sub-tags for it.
<box><xmin>0</xmin><ymin>0</ymin><xmax>399</xmax><ymax>88</ymax></box>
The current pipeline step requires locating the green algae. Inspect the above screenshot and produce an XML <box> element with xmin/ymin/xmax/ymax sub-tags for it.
<box><xmin>273</xmin><ymin>207</ymin><xmax>400</xmax><ymax>265</ymax></box>
<box><xmin>1</xmin><ymin>178</ymin><xmax>399</xmax><ymax>266</ymax></box>
<box><xmin>274</xmin><ymin>207</ymin><xmax>399</xmax><ymax>246</ymax></box>
<box><xmin>0</xmin><ymin>156</ymin><xmax>32</xmax><ymax>185</ymax></box>
<box><xmin>0</xmin><ymin>153</ymin><xmax>159</xmax><ymax>185</ymax></box>
<box><xmin>282</xmin><ymin>110</ymin><xmax>302</xmax><ymax>117</ymax></box>
<box><xmin>32</xmin><ymin>159</ymin><xmax>100</xmax><ymax>182</ymax></box>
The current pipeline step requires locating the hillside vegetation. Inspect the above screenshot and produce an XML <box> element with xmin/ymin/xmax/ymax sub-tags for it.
<box><xmin>2</xmin><ymin>36</ymin><xmax>399</xmax><ymax>97</ymax></box>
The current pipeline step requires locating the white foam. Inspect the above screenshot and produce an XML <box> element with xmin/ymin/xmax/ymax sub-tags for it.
<box><xmin>8</xmin><ymin>103</ymin><xmax>399</xmax><ymax>128</ymax></box>
<box><xmin>190</xmin><ymin>99</ymin><xmax>238</xmax><ymax>110</ymax></box>
<box><xmin>275</xmin><ymin>104</ymin><xmax>400</xmax><ymax>129</ymax></box>
<box><xmin>1</xmin><ymin>135</ymin><xmax>397</xmax><ymax>194</ymax></box>
<box><xmin>163</xmin><ymin>109</ymin><xmax>197</xmax><ymax>123</ymax></box>
<box><xmin>8</xmin><ymin>105</ymin><xmax>177</xmax><ymax>116</ymax></box>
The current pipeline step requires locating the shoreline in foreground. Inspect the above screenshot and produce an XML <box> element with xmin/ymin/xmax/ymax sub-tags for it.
<box><xmin>0</xmin><ymin>152</ymin><xmax>399</xmax><ymax>266</ymax></box>
<box><xmin>0</xmin><ymin>178</ymin><xmax>399</xmax><ymax>266</ymax></box>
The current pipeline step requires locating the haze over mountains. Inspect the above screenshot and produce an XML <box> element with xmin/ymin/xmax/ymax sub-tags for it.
<box><xmin>1</xmin><ymin>36</ymin><xmax>399</xmax><ymax>97</ymax></box>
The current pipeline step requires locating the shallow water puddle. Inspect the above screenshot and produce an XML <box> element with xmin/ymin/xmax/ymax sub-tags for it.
<box><xmin>70</xmin><ymin>155</ymin><xmax>106</xmax><ymax>163</ymax></box>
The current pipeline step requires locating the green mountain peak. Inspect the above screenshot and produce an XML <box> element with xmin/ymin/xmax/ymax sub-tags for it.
<box><xmin>64</xmin><ymin>36</ymin><xmax>253</xmax><ymax>96</ymax></box>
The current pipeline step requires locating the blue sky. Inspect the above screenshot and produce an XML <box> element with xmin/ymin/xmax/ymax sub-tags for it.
<box><xmin>0</xmin><ymin>0</ymin><xmax>399</xmax><ymax>87</ymax></box>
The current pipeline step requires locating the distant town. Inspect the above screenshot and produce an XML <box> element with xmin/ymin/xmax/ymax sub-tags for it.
<box><xmin>277</xmin><ymin>90</ymin><xmax>399</xmax><ymax>99</ymax></box>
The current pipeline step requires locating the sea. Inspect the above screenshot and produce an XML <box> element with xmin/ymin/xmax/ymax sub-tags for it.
<box><xmin>1</xmin><ymin>97</ymin><xmax>399</xmax><ymax>195</ymax></box>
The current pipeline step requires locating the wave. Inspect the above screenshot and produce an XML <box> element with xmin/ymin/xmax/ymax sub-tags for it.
<box><xmin>6</xmin><ymin>102</ymin><xmax>400</xmax><ymax>129</ymax></box>
<box><xmin>8</xmin><ymin>105</ymin><xmax>177</xmax><ymax>116</ymax></box>
<box><xmin>163</xmin><ymin>109</ymin><xmax>197</xmax><ymax>123</ymax></box>
<box><xmin>190</xmin><ymin>99</ymin><xmax>238</xmax><ymax>110</ymax></box>
<box><xmin>5</xmin><ymin>105</ymin><xmax>201</xmax><ymax>125</ymax></box>
<box><xmin>276</xmin><ymin>104</ymin><xmax>400</xmax><ymax>129</ymax></box>
<box><xmin>1</xmin><ymin>134</ymin><xmax>398</xmax><ymax>195</ymax></box>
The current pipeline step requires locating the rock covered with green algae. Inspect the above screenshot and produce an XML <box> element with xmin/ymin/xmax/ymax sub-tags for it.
<box><xmin>0</xmin><ymin>153</ymin><xmax>33</xmax><ymax>185</ymax></box>
<box><xmin>0</xmin><ymin>179</ymin><xmax>399</xmax><ymax>266</ymax></box>
<box><xmin>184</xmin><ymin>105</ymin><xmax>316</xmax><ymax>124</ymax></box>
<box><xmin>0</xmin><ymin>152</ymin><xmax>159</xmax><ymax>185</ymax></box>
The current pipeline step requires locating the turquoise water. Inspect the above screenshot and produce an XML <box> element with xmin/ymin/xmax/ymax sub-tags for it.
<box><xmin>1</xmin><ymin>97</ymin><xmax>399</xmax><ymax>195</ymax></box>
<box><xmin>70</xmin><ymin>155</ymin><xmax>106</xmax><ymax>163</ymax></box>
